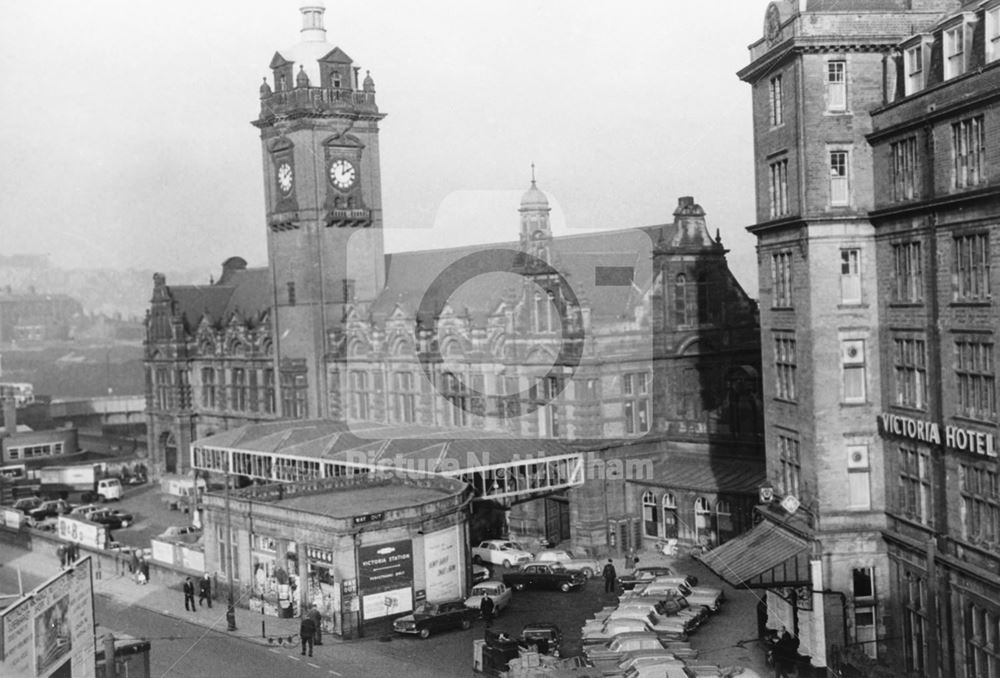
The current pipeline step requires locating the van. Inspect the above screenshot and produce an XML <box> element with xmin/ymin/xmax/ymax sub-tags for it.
<box><xmin>98</xmin><ymin>478</ymin><xmax>123</xmax><ymax>501</ymax></box>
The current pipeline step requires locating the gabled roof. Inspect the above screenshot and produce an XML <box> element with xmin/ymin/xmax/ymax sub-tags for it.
<box><xmin>167</xmin><ymin>267</ymin><xmax>270</xmax><ymax>330</ymax></box>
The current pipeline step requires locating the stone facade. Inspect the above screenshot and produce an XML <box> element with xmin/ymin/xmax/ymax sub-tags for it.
<box><xmin>737</xmin><ymin>1</ymin><xmax>961</xmax><ymax>674</ymax></box>
<box><xmin>869</xmin><ymin>3</ymin><xmax>1000</xmax><ymax>675</ymax></box>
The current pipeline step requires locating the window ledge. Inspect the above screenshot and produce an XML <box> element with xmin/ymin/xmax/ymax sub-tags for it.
<box><xmin>949</xmin><ymin>300</ymin><xmax>992</xmax><ymax>307</ymax></box>
<box><xmin>841</xmin><ymin>401</ymin><xmax>869</xmax><ymax>407</ymax></box>
<box><xmin>836</xmin><ymin>303</ymin><xmax>868</xmax><ymax>309</ymax></box>
<box><xmin>773</xmin><ymin>397</ymin><xmax>798</xmax><ymax>405</ymax></box>
<box><xmin>887</xmin><ymin>302</ymin><xmax>925</xmax><ymax>308</ymax></box>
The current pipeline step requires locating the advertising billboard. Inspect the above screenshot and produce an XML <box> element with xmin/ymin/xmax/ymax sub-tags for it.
<box><xmin>1</xmin><ymin>556</ymin><xmax>96</xmax><ymax>678</ymax></box>
<box><xmin>422</xmin><ymin>525</ymin><xmax>462</xmax><ymax>603</ymax></box>
<box><xmin>358</xmin><ymin>540</ymin><xmax>413</xmax><ymax>620</ymax></box>
<box><xmin>57</xmin><ymin>517</ymin><xmax>107</xmax><ymax>550</ymax></box>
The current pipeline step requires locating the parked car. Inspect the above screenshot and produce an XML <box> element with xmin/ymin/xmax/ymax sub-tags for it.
<box><xmin>518</xmin><ymin>622</ymin><xmax>563</xmax><ymax>656</ymax></box>
<box><xmin>89</xmin><ymin>508</ymin><xmax>134</xmax><ymax>529</ymax></box>
<box><xmin>533</xmin><ymin>549</ymin><xmax>602</xmax><ymax>578</ymax></box>
<box><xmin>11</xmin><ymin>496</ymin><xmax>43</xmax><ymax>513</ymax></box>
<box><xmin>609</xmin><ymin>609</ymin><xmax>694</xmax><ymax>637</ymax></box>
<box><xmin>464</xmin><ymin>581</ymin><xmax>512</xmax><ymax>615</ymax></box>
<box><xmin>635</xmin><ymin>578</ymin><xmax>724</xmax><ymax>612</ymax></box>
<box><xmin>29</xmin><ymin>499</ymin><xmax>73</xmax><ymax>522</ymax></box>
<box><xmin>472</xmin><ymin>563</ymin><xmax>492</xmax><ymax>583</ymax></box>
<box><xmin>69</xmin><ymin>504</ymin><xmax>102</xmax><ymax>518</ymax></box>
<box><xmin>611</xmin><ymin>595</ymin><xmax>710</xmax><ymax>629</ymax></box>
<box><xmin>503</xmin><ymin>563</ymin><xmax>586</xmax><ymax>593</ymax></box>
<box><xmin>583</xmin><ymin>632</ymin><xmax>672</xmax><ymax>664</ymax></box>
<box><xmin>157</xmin><ymin>525</ymin><xmax>202</xmax><ymax>540</ymax></box>
<box><xmin>472</xmin><ymin>540</ymin><xmax>534</xmax><ymax>568</ymax></box>
<box><xmin>618</xmin><ymin>565</ymin><xmax>698</xmax><ymax>590</ymax></box>
<box><xmin>391</xmin><ymin>600</ymin><xmax>478</xmax><ymax>639</ymax></box>
<box><xmin>582</xmin><ymin>617</ymin><xmax>670</xmax><ymax>644</ymax></box>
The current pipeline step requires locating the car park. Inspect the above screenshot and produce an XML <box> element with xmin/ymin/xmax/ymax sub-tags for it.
<box><xmin>472</xmin><ymin>540</ymin><xmax>534</xmax><ymax>568</ymax></box>
<box><xmin>465</xmin><ymin>581</ymin><xmax>512</xmax><ymax>615</ymax></box>
<box><xmin>533</xmin><ymin>549</ymin><xmax>602</xmax><ymax>578</ymax></box>
<box><xmin>502</xmin><ymin>562</ymin><xmax>586</xmax><ymax>593</ymax></box>
<box><xmin>391</xmin><ymin>600</ymin><xmax>478</xmax><ymax>639</ymax></box>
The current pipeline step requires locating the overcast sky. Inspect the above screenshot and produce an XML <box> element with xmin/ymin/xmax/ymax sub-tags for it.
<box><xmin>0</xmin><ymin>1</ymin><xmax>768</xmax><ymax>296</ymax></box>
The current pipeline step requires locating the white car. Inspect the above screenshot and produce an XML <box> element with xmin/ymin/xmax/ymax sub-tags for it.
<box><xmin>637</xmin><ymin>577</ymin><xmax>724</xmax><ymax>612</ymax></box>
<box><xmin>472</xmin><ymin>540</ymin><xmax>534</xmax><ymax>568</ymax></box>
<box><xmin>533</xmin><ymin>549</ymin><xmax>602</xmax><ymax>578</ymax></box>
<box><xmin>464</xmin><ymin>580</ymin><xmax>512</xmax><ymax>614</ymax></box>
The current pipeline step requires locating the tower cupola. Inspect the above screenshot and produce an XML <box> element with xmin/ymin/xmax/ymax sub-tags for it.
<box><xmin>299</xmin><ymin>3</ymin><xmax>327</xmax><ymax>42</ymax></box>
<box><xmin>519</xmin><ymin>164</ymin><xmax>552</xmax><ymax>260</ymax></box>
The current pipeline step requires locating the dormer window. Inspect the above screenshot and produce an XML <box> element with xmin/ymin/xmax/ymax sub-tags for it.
<box><xmin>905</xmin><ymin>44</ymin><xmax>923</xmax><ymax>93</ymax></box>
<box><xmin>944</xmin><ymin>24</ymin><xmax>964</xmax><ymax>79</ymax></box>
<box><xmin>987</xmin><ymin>5</ymin><xmax>1000</xmax><ymax>63</ymax></box>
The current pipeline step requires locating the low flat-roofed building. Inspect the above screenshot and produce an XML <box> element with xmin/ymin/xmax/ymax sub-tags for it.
<box><xmin>200</xmin><ymin>471</ymin><xmax>472</xmax><ymax>639</ymax></box>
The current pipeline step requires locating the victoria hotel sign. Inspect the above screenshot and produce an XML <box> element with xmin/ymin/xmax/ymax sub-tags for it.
<box><xmin>878</xmin><ymin>413</ymin><xmax>997</xmax><ymax>459</ymax></box>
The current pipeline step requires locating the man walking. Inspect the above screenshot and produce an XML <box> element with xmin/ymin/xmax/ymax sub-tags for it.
<box><xmin>602</xmin><ymin>559</ymin><xmax>617</xmax><ymax>594</ymax></box>
<box><xmin>307</xmin><ymin>603</ymin><xmax>323</xmax><ymax>645</ymax></box>
<box><xmin>300</xmin><ymin>614</ymin><xmax>316</xmax><ymax>657</ymax></box>
<box><xmin>479</xmin><ymin>594</ymin><xmax>495</xmax><ymax>627</ymax></box>
<box><xmin>198</xmin><ymin>573</ymin><xmax>212</xmax><ymax>608</ymax></box>
<box><xmin>183</xmin><ymin>577</ymin><xmax>196</xmax><ymax>612</ymax></box>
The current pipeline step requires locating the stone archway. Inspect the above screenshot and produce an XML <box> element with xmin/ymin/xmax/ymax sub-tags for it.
<box><xmin>161</xmin><ymin>430</ymin><xmax>178</xmax><ymax>474</ymax></box>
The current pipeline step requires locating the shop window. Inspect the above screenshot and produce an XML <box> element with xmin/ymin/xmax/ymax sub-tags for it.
<box><xmin>642</xmin><ymin>491</ymin><xmax>660</xmax><ymax>538</ymax></box>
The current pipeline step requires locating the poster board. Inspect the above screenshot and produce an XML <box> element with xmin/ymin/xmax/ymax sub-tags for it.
<box><xmin>358</xmin><ymin>540</ymin><xmax>413</xmax><ymax>620</ymax></box>
<box><xmin>422</xmin><ymin>525</ymin><xmax>462</xmax><ymax>603</ymax></box>
<box><xmin>1</xmin><ymin>556</ymin><xmax>96</xmax><ymax>678</ymax></box>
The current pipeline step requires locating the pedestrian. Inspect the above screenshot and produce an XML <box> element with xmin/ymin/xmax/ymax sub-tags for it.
<box><xmin>480</xmin><ymin>594</ymin><xmax>495</xmax><ymax>627</ymax></box>
<box><xmin>57</xmin><ymin>544</ymin><xmax>67</xmax><ymax>569</ymax></box>
<box><xmin>199</xmin><ymin>573</ymin><xmax>212</xmax><ymax>608</ymax></box>
<box><xmin>140</xmin><ymin>558</ymin><xmax>150</xmax><ymax>585</ymax></box>
<box><xmin>300</xmin><ymin>614</ymin><xmax>316</xmax><ymax>657</ymax></box>
<box><xmin>129</xmin><ymin>549</ymin><xmax>139</xmax><ymax>574</ymax></box>
<box><xmin>69</xmin><ymin>542</ymin><xmax>79</xmax><ymax>564</ymax></box>
<box><xmin>602</xmin><ymin>559</ymin><xmax>617</xmax><ymax>594</ymax></box>
<box><xmin>307</xmin><ymin>603</ymin><xmax>323</xmax><ymax>645</ymax></box>
<box><xmin>183</xmin><ymin>577</ymin><xmax>196</xmax><ymax>612</ymax></box>
<box><xmin>773</xmin><ymin>625</ymin><xmax>798</xmax><ymax>678</ymax></box>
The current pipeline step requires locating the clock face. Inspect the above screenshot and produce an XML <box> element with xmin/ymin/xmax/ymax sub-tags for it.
<box><xmin>330</xmin><ymin>159</ymin><xmax>356</xmax><ymax>190</ymax></box>
<box><xmin>277</xmin><ymin>162</ymin><xmax>293</xmax><ymax>194</ymax></box>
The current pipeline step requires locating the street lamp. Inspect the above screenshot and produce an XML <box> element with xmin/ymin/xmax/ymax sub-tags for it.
<box><xmin>224</xmin><ymin>457</ymin><xmax>237</xmax><ymax>631</ymax></box>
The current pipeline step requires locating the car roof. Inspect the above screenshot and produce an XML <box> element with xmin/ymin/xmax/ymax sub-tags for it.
<box><xmin>472</xmin><ymin>580</ymin><xmax>506</xmax><ymax>588</ymax></box>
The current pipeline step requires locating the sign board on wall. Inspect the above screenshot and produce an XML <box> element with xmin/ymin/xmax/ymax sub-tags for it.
<box><xmin>1</xmin><ymin>556</ymin><xmax>96</xmax><ymax>678</ymax></box>
<box><xmin>422</xmin><ymin>525</ymin><xmax>462</xmax><ymax>603</ymax></box>
<box><xmin>358</xmin><ymin>540</ymin><xmax>413</xmax><ymax>620</ymax></box>
<box><xmin>57</xmin><ymin>516</ymin><xmax>107</xmax><ymax>550</ymax></box>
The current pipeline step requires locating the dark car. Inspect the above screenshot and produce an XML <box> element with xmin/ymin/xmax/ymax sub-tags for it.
<box><xmin>617</xmin><ymin>566</ymin><xmax>698</xmax><ymax>591</ymax></box>
<box><xmin>502</xmin><ymin>563</ymin><xmax>586</xmax><ymax>593</ymax></box>
<box><xmin>519</xmin><ymin>622</ymin><xmax>563</xmax><ymax>657</ymax></box>
<box><xmin>29</xmin><ymin>499</ymin><xmax>73</xmax><ymax>522</ymax></box>
<box><xmin>392</xmin><ymin>600</ymin><xmax>478</xmax><ymax>639</ymax></box>
<box><xmin>12</xmin><ymin>496</ymin><xmax>43</xmax><ymax>513</ymax></box>
<box><xmin>88</xmin><ymin>508</ymin><xmax>134</xmax><ymax>530</ymax></box>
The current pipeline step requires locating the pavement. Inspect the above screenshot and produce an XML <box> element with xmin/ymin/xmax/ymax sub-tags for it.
<box><xmin>3</xmin><ymin>543</ymin><xmax>309</xmax><ymax>649</ymax></box>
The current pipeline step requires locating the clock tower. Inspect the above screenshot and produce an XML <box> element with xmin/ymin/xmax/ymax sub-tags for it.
<box><xmin>254</xmin><ymin>3</ymin><xmax>386</xmax><ymax>419</ymax></box>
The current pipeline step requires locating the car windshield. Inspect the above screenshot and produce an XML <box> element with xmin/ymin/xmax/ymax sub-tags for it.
<box><xmin>414</xmin><ymin>603</ymin><xmax>437</xmax><ymax>615</ymax></box>
<box><xmin>473</xmin><ymin>586</ymin><xmax>498</xmax><ymax>596</ymax></box>
<box><xmin>498</xmin><ymin>542</ymin><xmax>519</xmax><ymax>551</ymax></box>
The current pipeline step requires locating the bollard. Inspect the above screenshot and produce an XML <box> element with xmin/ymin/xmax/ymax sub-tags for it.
<box><xmin>262</xmin><ymin>620</ymin><xmax>266</xmax><ymax>638</ymax></box>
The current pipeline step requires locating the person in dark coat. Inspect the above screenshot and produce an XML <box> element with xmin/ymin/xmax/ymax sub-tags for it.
<box><xmin>307</xmin><ymin>603</ymin><xmax>323</xmax><ymax>645</ymax></box>
<box><xmin>183</xmin><ymin>577</ymin><xmax>196</xmax><ymax>612</ymax></box>
<box><xmin>57</xmin><ymin>544</ymin><xmax>67</xmax><ymax>569</ymax></box>
<box><xmin>129</xmin><ymin>549</ymin><xmax>139</xmax><ymax>574</ymax></box>
<box><xmin>300</xmin><ymin>615</ymin><xmax>316</xmax><ymax>657</ymax></box>
<box><xmin>774</xmin><ymin>625</ymin><xmax>799</xmax><ymax>678</ymax></box>
<box><xmin>602</xmin><ymin>559</ymin><xmax>617</xmax><ymax>594</ymax></box>
<box><xmin>479</xmin><ymin>594</ymin><xmax>495</xmax><ymax>627</ymax></box>
<box><xmin>198</xmin><ymin>573</ymin><xmax>212</xmax><ymax>608</ymax></box>
<box><xmin>140</xmin><ymin>558</ymin><xmax>150</xmax><ymax>584</ymax></box>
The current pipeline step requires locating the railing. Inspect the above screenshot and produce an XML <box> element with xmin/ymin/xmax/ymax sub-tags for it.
<box><xmin>260</xmin><ymin>87</ymin><xmax>377</xmax><ymax>115</ymax></box>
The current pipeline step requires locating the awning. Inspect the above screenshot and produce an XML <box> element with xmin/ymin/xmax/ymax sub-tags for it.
<box><xmin>698</xmin><ymin>520</ymin><xmax>811</xmax><ymax>588</ymax></box>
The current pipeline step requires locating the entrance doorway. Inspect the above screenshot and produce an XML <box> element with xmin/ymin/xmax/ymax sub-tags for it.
<box><xmin>544</xmin><ymin>496</ymin><xmax>570</xmax><ymax>545</ymax></box>
<box><xmin>162</xmin><ymin>431</ymin><xmax>178</xmax><ymax>474</ymax></box>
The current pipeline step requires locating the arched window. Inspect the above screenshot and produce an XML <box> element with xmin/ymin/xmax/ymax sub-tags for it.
<box><xmin>642</xmin><ymin>491</ymin><xmax>660</xmax><ymax>538</ymax></box>
<box><xmin>662</xmin><ymin>493</ymin><xmax>678</xmax><ymax>539</ymax></box>
<box><xmin>694</xmin><ymin>496</ymin><xmax>712</xmax><ymax>545</ymax></box>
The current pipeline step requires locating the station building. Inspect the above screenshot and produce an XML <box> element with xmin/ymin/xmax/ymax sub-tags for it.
<box><xmin>145</xmin><ymin>4</ymin><xmax>764</xmax><ymax>554</ymax></box>
<box><xmin>199</xmin><ymin>470</ymin><xmax>471</xmax><ymax>639</ymax></box>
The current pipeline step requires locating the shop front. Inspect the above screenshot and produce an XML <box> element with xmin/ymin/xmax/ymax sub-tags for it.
<box><xmin>200</xmin><ymin>472</ymin><xmax>472</xmax><ymax>639</ymax></box>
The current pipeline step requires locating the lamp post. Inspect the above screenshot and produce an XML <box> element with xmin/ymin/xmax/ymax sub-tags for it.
<box><xmin>224</xmin><ymin>458</ymin><xmax>237</xmax><ymax>631</ymax></box>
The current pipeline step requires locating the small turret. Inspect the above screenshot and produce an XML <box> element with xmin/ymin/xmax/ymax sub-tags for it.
<box><xmin>259</xmin><ymin>77</ymin><xmax>272</xmax><ymax>99</ymax></box>
<box><xmin>296</xmin><ymin>65</ymin><xmax>310</xmax><ymax>88</ymax></box>
<box><xmin>363</xmin><ymin>70</ymin><xmax>375</xmax><ymax>92</ymax></box>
